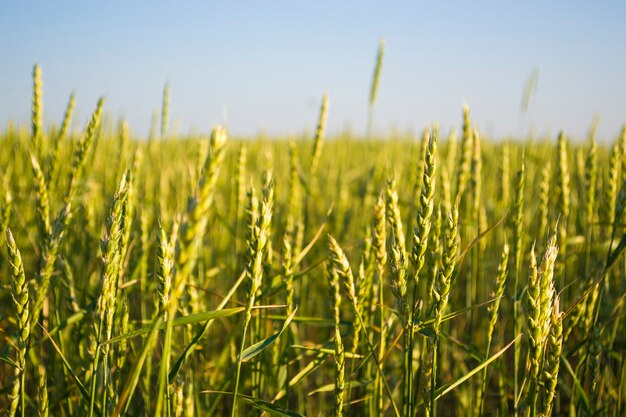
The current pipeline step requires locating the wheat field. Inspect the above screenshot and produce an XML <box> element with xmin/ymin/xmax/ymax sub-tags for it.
<box><xmin>0</xmin><ymin>63</ymin><xmax>625</xmax><ymax>417</ymax></box>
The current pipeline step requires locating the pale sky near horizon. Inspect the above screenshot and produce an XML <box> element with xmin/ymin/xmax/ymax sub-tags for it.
<box><xmin>1</xmin><ymin>1</ymin><xmax>625</xmax><ymax>141</ymax></box>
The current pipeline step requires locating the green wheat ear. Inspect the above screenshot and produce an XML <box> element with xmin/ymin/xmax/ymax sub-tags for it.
<box><xmin>525</xmin><ymin>233</ymin><xmax>558</xmax><ymax>417</ymax></box>
<box><xmin>59</xmin><ymin>92</ymin><xmax>76</xmax><ymax>141</ymax></box>
<box><xmin>310</xmin><ymin>93</ymin><xmax>329</xmax><ymax>178</ymax></box>
<box><xmin>585</xmin><ymin>130</ymin><xmax>598</xmax><ymax>229</ymax></box>
<box><xmin>602</xmin><ymin>144</ymin><xmax>619</xmax><ymax>240</ymax></box>
<box><xmin>32</xmin><ymin>64</ymin><xmax>43</xmax><ymax>158</ymax></box>
<box><xmin>411</xmin><ymin>130</ymin><xmax>437</xmax><ymax>284</ymax></box>
<box><xmin>30</xmin><ymin>154</ymin><xmax>51</xmax><ymax>239</ymax></box>
<box><xmin>156</xmin><ymin>221</ymin><xmax>176</xmax><ymax>315</ymax></box>
<box><xmin>433</xmin><ymin>204</ymin><xmax>458</xmax><ymax>335</ymax></box>
<box><xmin>326</xmin><ymin>260</ymin><xmax>345</xmax><ymax>417</ymax></box>
<box><xmin>47</xmin><ymin>92</ymin><xmax>76</xmax><ymax>181</ymax></box>
<box><xmin>369</xmin><ymin>38</ymin><xmax>385</xmax><ymax>107</ymax></box>
<box><xmin>456</xmin><ymin>104</ymin><xmax>473</xmax><ymax>199</ymax></box>
<box><xmin>6</xmin><ymin>227</ymin><xmax>31</xmax><ymax>417</ymax></box>
<box><xmin>541</xmin><ymin>295</ymin><xmax>563</xmax><ymax>417</ymax></box>
<box><xmin>386</xmin><ymin>179</ymin><xmax>407</xmax><ymax>309</ymax></box>
<box><xmin>367</xmin><ymin>38</ymin><xmax>385</xmax><ymax>138</ymax></box>
<box><xmin>37</xmin><ymin>363</ymin><xmax>49</xmax><ymax>417</ymax></box>
<box><xmin>499</xmin><ymin>142</ymin><xmax>510</xmax><ymax>206</ymax></box>
<box><xmin>328</xmin><ymin>234</ymin><xmax>357</xmax><ymax>304</ymax></box>
<box><xmin>161</xmin><ymin>82</ymin><xmax>170</xmax><ymax>140</ymax></box>
<box><xmin>175</xmin><ymin>126</ymin><xmax>227</xmax><ymax>292</ymax></box>
<box><xmin>619</xmin><ymin>124</ymin><xmax>626</xmax><ymax>185</ymax></box>
<box><xmin>556</xmin><ymin>132</ymin><xmax>570</xmax><ymax>223</ymax></box>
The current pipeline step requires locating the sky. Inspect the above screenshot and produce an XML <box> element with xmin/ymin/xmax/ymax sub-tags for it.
<box><xmin>1</xmin><ymin>1</ymin><xmax>625</xmax><ymax>140</ymax></box>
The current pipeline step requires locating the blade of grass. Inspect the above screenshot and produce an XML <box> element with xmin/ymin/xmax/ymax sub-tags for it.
<box><xmin>432</xmin><ymin>334</ymin><xmax>520</xmax><ymax>402</ymax></box>
<box><xmin>241</xmin><ymin>307</ymin><xmax>297</xmax><ymax>362</ymax></box>
<box><xmin>110</xmin><ymin>315</ymin><xmax>163</xmax><ymax>417</ymax></box>
<box><xmin>307</xmin><ymin>380</ymin><xmax>372</xmax><ymax>396</ymax></box>
<box><xmin>103</xmin><ymin>307</ymin><xmax>245</xmax><ymax>345</ymax></box>
<box><xmin>168</xmin><ymin>269</ymin><xmax>247</xmax><ymax>383</ymax></box>
<box><xmin>41</xmin><ymin>325</ymin><xmax>97</xmax><ymax>414</ymax></box>
<box><xmin>201</xmin><ymin>391</ymin><xmax>305</xmax><ymax>417</ymax></box>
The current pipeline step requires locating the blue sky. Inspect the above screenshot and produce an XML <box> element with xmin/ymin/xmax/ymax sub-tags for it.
<box><xmin>1</xmin><ymin>1</ymin><xmax>625</xmax><ymax>140</ymax></box>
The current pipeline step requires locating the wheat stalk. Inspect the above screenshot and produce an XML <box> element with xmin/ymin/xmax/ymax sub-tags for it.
<box><xmin>328</xmin><ymin>233</ymin><xmax>400</xmax><ymax>417</ymax></box>
<box><xmin>479</xmin><ymin>242</ymin><xmax>509</xmax><ymax>416</ymax></box>
<box><xmin>231</xmin><ymin>177</ymin><xmax>274</xmax><ymax>417</ymax></box>
<box><xmin>88</xmin><ymin>169</ymin><xmax>130</xmax><ymax>417</ymax></box>
<box><xmin>32</xmin><ymin>97</ymin><xmax>105</xmax><ymax>326</ymax></box>
<box><xmin>512</xmin><ymin>151</ymin><xmax>525</xmax><ymax>412</ymax></box>
<box><xmin>326</xmin><ymin>261</ymin><xmax>345</xmax><ymax>417</ymax></box>
<box><xmin>430</xmin><ymin>204</ymin><xmax>458</xmax><ymax>417</ymax></box>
